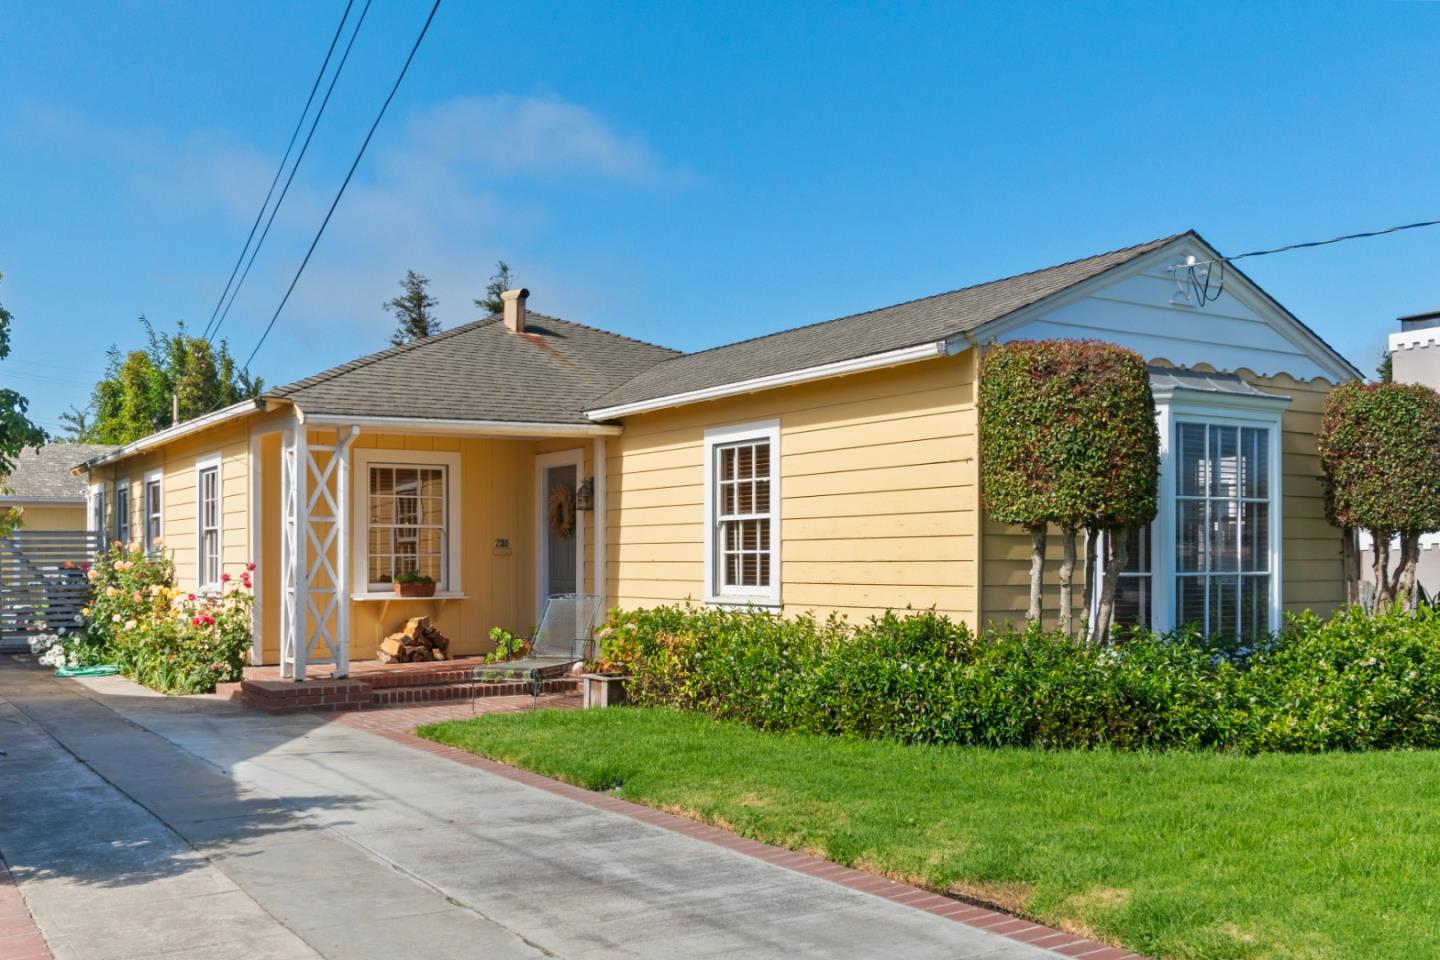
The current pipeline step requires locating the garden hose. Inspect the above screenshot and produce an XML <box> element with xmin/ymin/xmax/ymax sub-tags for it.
<box><xmin>54</xmin><ymin>665</ymin><xmax>120</xmax><ymax>678</ymax></box>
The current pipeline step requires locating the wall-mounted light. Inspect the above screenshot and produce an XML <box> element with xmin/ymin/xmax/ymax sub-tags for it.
<box><xmin>575</xmin><ymin>477</ymin><xmax>595</xmax><ymax>512</ymax></box>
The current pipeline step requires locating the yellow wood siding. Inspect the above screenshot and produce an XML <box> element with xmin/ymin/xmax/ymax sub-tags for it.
<box><xmin>978</xmin><ymin>366</ymin><xmax>1345</xmax><ymax>629</ymax></box>
<box><xmin>606</xmin><ymin>353</ymin><xmax>978</xmax><ymax>626</ymax></box>
<box><xmin>10</xmin><ymin>504</ymin><xmax>87</xmax><ymax>532</ymax></box>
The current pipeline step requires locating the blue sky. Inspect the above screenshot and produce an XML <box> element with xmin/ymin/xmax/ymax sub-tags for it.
<box><xmin>3</xmin><ymin>1</ymin><xmax>1437</xmax><ymax>432</ymax></box>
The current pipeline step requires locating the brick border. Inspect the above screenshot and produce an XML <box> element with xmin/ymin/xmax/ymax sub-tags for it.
<box><xmin>0</xmin><ymin>859</ymin><xmax>51</xmax><ymax>960</ymax></box>
<box><xmin>367</xmin><ymin>720</ymin><xmax>1148</xmax><ymax>960</ymax></box>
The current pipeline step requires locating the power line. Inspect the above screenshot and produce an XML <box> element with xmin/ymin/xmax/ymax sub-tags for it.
<box><xmin>242</xmin><ymin>0</ymin><xmax>443</xmax><ymax>373</ymax></box>
<box><xmin>208</xmin><ymin>0</ymin><xmax>375</xmax><ymax>345</ymax></box>
<box><xmin>201</xmin><ymin>0</ymin><xmax>356</xmax><ymax>342</ymax></box>
<box><xmin>1201</xmin><ymin>217</ymin><xmax>1440</xmax><ymax>267</ymax></box>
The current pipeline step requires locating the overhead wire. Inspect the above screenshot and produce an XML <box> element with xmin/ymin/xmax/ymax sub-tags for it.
<box><xmin>208</xmin><ymin>0</ymin><xmax>375</xmax><ymax>344</ymax></box>
<box><xmin>201</xmin><ymin>0</ymin><xmax>356</xmax><ymax>342</ymax></box>
<box><xmin>242</xmin><ymin>0</ymin><xmax>443</xmax><ymax>373</ymax></box>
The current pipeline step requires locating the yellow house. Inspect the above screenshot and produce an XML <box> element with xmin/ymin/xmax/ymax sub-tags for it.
<box><xmin>77</xmin><ymin>231</ymin><xmax>1360</xmax><ymax>679</ymax></box>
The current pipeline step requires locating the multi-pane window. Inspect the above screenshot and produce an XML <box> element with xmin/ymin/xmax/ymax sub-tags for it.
<box><xmin>198</xmin><ymin>465</ymin><xmax>220</xmax><ymax>589</ymax></box>
<box><xmin>368</xmin><ymin>465</ymin><xmax>446</xmax><ymax>588</ymax></box>
<box><xmin>114</xmin><ymin>484</ymin><xmax>131</xmax><ymax>545</ymax></box>
<box><xmin>90</xmin><ymin>487</ymin><xmax>105</xmax><ymax>535</ymax></box>
<box><xmin>1111</xmin><ymin>524</ymin><xmax>1152</xmax><ymax>629</ymax></box>
<box><xmin>714</xmin><ymin>439</ymin><xmax>774</xmax><ymax>595</ymax></box>
<box><xmin>1175</xmin><ymin>422</ymin><xmax>1271</xmax><ymax>640</ymax></box>
<box><xmin>144</xmin><ymin>479</ymin><xmax>163</xmax><ymax>552</ymax></box>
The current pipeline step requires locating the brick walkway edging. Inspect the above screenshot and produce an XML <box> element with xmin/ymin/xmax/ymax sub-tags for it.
<box><xmin>369</xmin><ymin>722</ymin><xmax>1150</xmax><ymax>960</ymax></box>
<box><xmin>0</xmin><ymin>859</ymin><xmax>51</xmax><ymax>960</ymax></box>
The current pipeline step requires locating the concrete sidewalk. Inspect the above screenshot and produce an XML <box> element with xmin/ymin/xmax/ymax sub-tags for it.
<box><xmin>0</xmin><ymin>661</ymin><xmax>1081</xmax><ymax>960</ymax></box>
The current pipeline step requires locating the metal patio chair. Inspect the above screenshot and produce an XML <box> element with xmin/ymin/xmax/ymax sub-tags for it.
<box><xmin>470</xmin><ymin>593</ymin><xmax>604</xmax><ymax>709</ymax></box>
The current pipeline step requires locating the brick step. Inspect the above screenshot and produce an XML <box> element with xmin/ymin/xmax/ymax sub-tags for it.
<box><xmin>234</xmin><ymin>674</ymin><xmax>579</xmax><ymax>714</ymax></box>
<box><xmin>369</xmin><ymin>677</ymin><xmax>577</xmax><ymax>706</ymax></box>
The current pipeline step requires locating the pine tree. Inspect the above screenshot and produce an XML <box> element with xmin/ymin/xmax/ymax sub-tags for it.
<box><xmin>474</xmin><ymin>261</ymin><xmax>516</xmax><ymax>315</ymax></box>
<box><xmin>385</xmin><ymin>270</ymin><xmax>440</xmax><ymax>346</ymax></box>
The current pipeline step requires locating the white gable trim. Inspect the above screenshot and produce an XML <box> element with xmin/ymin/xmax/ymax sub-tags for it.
<box><xmin>977</xmin><ymin>236</ymin><xmax>1359</xmax><ymax>384</ymax></box>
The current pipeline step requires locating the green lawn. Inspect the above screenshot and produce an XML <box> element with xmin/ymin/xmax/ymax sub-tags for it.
<box><xmin>418</xmin><ymin>707</ymin><xmax>1440</xmax><ymax>960</ymax></box>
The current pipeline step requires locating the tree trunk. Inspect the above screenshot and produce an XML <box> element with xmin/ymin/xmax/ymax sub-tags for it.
<box><xmin>1396</xmin><ymin>531</ymin><xmax>1421</xmax><ymax>611</ymax></box>
<box><xmin>1058</xmin><ymin>528</ymin><xmax>1078</xmax><ymax>636</ymax></box>
<box><xmin>1371</xmin><ymin>529</ymin><xmax>1392</xmax><ymax>610</ymax></box>
<box><xmin>1340</xmin><ymin>527</ymin><xmax>1359</xmax><ymax>607</ymax></box>
<box><xmin>1027</xmin><ymin>526</ymin><xmax>1047</xmax><ymax>626</ymax></box>
<box><xmin>1089</xmin><ymin>526</ymin><xmax>1128</xmax><ymax>644</ymax></box>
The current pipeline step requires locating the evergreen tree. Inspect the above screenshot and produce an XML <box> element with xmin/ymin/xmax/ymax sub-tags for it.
<box><xmin>0</xmin><ymin>271</ymin><xmax>50</xmax><ymax>535</ymax></box>
<box><xmin>385</xmin><ymin>270</ymin><xmax>440</xmax><ymax>345</ymax></box>
<box><xmin>474</xmin><ymin>260</ymin><xmax>516</xmax><ymax>315</ymax></box>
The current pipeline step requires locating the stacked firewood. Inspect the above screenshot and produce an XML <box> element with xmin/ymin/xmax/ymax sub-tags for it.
<box><xmin>378</xmin><ymin>616</ymin><xmax>452</xmax><ymax>663</ymax></box>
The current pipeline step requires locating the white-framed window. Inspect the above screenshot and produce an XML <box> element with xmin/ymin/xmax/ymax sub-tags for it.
<box><xmin>196</xmin><ymin>456</ymin><xmax>221</xmax><ymax>590</ymax></box>
<box><xmin>351</xmin><ymin>448</ymin><xmax>462</xmax><ymax>595</ymax></box>
<box><xmin>144</xmin><ymin>470</ymin><xmax>163</xmax><ymax>552</ymax></box>
<box><xmin>1096</xmin><ymin>383</ymin><xmax>1287</xmax><ymax>641</ymax></box>
<box><xmin>703</xmin><ymin>419</ymin><xmax>781</xmax><ymax>607</ymax></box>
<box><xmin>1173</xmin><ymin>420</ymin><xmax>1274</xmax><ymax>640</ymax></box>
<box><xmin>88</xmin><ymin>482</ymin><xmax>106</xmax><ymax>536</ymax></box>
<box><xmin>367</xmin><ymin>464</ymin><xmax>447</xmax><ymax>588</ymax></box>
<box><xmin>114</xmin><ymin>479</ymin><xmax>131</xmax><ymax>546</ymax></box>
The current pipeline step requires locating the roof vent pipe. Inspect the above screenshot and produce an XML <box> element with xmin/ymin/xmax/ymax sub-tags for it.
<box><xmin>502</xmin><ymin>288</ymin><xmax>529</xmax><ymax>333</ymax></box>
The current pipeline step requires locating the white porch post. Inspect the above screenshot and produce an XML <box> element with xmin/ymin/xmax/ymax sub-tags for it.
<box><xmin>334</xmin><ymin>425</ymin><xmax>358</xmax><ymax>677</ymax></box>
<box><xmin>593</xmin><ymin>437</ymin><xmax>607</xmax><ymax>606</ymax></box>
<box><xmin>279</xmin><ymin>421</ymin><xmax>308</xmax><ymax>680</ymax></box>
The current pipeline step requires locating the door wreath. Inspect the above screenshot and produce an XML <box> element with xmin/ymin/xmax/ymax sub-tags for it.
<box><xmin>548</xmin><ymin>483</ymin><xmax>576</xmax><ymax>539</ymax></box>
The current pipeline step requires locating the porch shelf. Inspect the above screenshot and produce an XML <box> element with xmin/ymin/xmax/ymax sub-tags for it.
<box><xmin>350</xmin><ymin>592</ymin><xmax>468</xmax><ymax>602</ymax></box>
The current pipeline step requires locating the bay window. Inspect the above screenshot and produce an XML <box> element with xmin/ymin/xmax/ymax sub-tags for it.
<box><xmin>704</xmin><ymin>420</ymin><xmax>781</xmax><ymax>607</ymax></box>
<box><xmin>1096</xmin><ymin>373</ymin><xmax>1288</xmax><ymax>640</ymax></box>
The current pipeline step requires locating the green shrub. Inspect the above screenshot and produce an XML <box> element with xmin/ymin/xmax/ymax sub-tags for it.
<box><xmin>70</xmin><ymin>541</ymin><xmax>254</xmax><ymax>694</ymax></box>
<box><xmin>601</xmin><ymin>603</ymin><xmax>1440</xmax><ymax>753</ymax></box>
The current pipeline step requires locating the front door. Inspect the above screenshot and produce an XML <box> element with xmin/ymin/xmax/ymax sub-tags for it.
<box><xmin>545</xmin><ymin>464</ymin><xmax>577</xmax><ymax>597</ymax></box>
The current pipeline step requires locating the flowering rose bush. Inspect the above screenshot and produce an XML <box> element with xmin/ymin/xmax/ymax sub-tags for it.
<box><xmin>63</xmin><ymin>541</ymin><xmax>256</xmax><ymax>694</ymax></box>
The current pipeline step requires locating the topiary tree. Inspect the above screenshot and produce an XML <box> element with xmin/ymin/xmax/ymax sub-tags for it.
<box><xmin>1318</xmin><ymin>381</ymin><xmax>1440</xmax><ymax>610</ymax></box>
<box><xmin>979</xmin><ymin>340</ymin><xmax>1159</xmax><ymax>638</ymax></box>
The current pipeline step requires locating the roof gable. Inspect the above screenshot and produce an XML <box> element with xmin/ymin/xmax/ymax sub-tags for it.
<box><xmin>586</xmin><ymin>231</ymin><xmax>1357</xmax><ymax>417</ymax></box>
<box><xmin>987</xmin><ymin>233</ymin><xmax>1360</xmax><ymax>383</ymax></box>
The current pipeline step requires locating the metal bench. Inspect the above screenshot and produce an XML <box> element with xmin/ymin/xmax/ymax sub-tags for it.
<box><xmin>470</xmin><ymin>593</ymin><xmax>604</xmax><ymax>709</ymax></box>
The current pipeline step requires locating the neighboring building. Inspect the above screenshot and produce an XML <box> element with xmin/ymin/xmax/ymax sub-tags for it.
<box><xmin>76</xmin><ymin>230</ymin><xmax>1361</xmax><ymax>677</ymax></box>
<box><xmin>1375</xmin><ymin>310</ymin><xmax>1440</xmax><ymax>600</ymax></box>
<box><xmin>1</xmin><ymin>443</ymin><xmax>117</xmax><ymax>532</ymax></box>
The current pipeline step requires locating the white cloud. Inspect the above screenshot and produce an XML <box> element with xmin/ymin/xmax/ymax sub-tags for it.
<box><xmin>390</xmin><ymin>94</ymin><xmax>687</xmax><ymax>184</ymax></box>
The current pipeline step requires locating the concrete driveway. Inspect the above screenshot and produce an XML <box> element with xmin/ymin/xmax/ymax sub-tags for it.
<box><xmin>0</xmin><ymin>661</ymin><xmax>1098</xmax><ymax>960</ymax></box>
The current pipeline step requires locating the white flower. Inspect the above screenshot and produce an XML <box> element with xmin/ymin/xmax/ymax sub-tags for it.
<box><xmin>112</xmin><ymin>614</ymin><xmax>122</xmax><ymax>623</ymax></box>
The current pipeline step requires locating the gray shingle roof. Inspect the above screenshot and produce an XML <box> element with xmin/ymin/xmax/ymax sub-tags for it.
<box><xmin>1</xmin><ymin>444</ymin><xmax>117</xmax><ymax>499</ymax></box>
<box><xmin>267</xmin><ymin>314</ymin><xmax>680</xmax><ymax>424</ymax></box>
<box><xmin>587</xmin><ymin>234</ymin><xmax>1186</xmax><ymax>411</ymax></box>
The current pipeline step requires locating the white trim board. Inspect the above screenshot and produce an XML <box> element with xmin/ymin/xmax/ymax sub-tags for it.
<box><xmin>702</xmin><ymin>418</ymin><xmax>782</xmax><ymax>609</ymax></box>
<box><xmin>350</xmin><ymin>447</ymin><xmax>464</xmax><ymax>597</ymax></box>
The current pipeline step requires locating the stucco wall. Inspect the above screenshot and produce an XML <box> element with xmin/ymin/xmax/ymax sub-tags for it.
<box><xmin>604</xmin><ymin>353</ymin><xmax>978</xmax><ymax>626</ymax></box>
<box><xmin>9</xmin><ymin>503</ymin><xmax>87</xmax><ymax>531</ymax></box>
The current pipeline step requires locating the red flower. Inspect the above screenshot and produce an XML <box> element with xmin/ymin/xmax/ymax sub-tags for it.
<box><xmin>245</xmin><ymin>562</ymin><xmax>256</xmax><ymax>572</ymax></box>
<box><xmin>187</xmin><ymin>593</ymin><xmax>197</xmax><ymax>601</ymax></box>
<box><xmin>220</xmin><ymin>573</ymin><xmax>232</xmax><ymax>583</ymax></box>
<box><xmin>80</xmin><ymin>562</ymin><xmax>90</xmax><ymax>572</ymax></box>
<box><xmin>192</xmin><ymin>616</ymin><xmax>202</xmax><ymax>627</ymax></box>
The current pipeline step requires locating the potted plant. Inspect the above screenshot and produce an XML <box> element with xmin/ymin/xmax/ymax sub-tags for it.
<box><xmin>581</xmin><ymin>624</ymin><xmax>630</xmax><ymax>709</ymax></box>
<box><xmin>393</xmin><ymin>570</ymin><xmax>436</xmax><ymax>598</ymax></box>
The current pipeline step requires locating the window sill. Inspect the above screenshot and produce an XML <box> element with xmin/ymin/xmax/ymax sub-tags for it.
<box><xmin>351</xmin><ymin>591</ymin><xmax>468</xmax><ymax>602</ymax></box>
<box><xmin>703</xmin><ymin>595</ymin><xmax>782</xmax><ymax>610</ymax></box>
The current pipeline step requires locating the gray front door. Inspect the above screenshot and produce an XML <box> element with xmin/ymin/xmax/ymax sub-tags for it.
<box><xmin>544</xmin><ymin>464</ymin><xmax>577</xmax><ymax>597</ymax></box>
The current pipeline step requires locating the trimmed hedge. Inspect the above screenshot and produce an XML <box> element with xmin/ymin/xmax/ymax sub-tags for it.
<box><xmin>598</xmin><ymin>605</ymin><xmax>1440</xmax><ymax>752</ymax></box>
